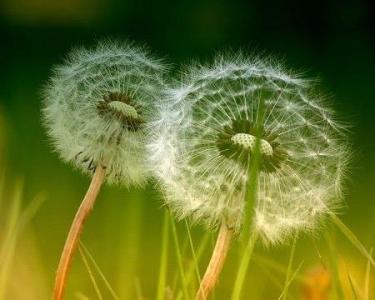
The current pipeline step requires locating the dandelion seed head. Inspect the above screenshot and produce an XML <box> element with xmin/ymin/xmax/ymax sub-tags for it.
<box><xmin>43</xmin><ymin>40</ymin><xmax>167</xmax><ymax>186</ymax></box>
<box><xmin>149</xmin><ymin>54</ymin><xmax>350</xmax><ymax>244</ymax></box>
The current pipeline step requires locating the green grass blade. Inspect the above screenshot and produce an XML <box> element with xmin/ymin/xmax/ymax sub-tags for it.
<box><xmin>280</xmin><ymin>236</ymin><xmax>297</xmax><ymax>300</ymax></box>
<box><xmin>231</xmin><ymin>232</ymin><xmax>258</xmax><ymax>300</ymax></box>
<box><xmin>75</xmin><ymin>292</ymin><xmax>91</xmax><ymax>300</ymax></box>
<box><xmin>176</xmin><ymin>231</ymin><xmax>211</xmax><ymax>300</ymax></box>
<box><xmin>364</xmin><ymin>248</ymin><xmax>373</xmax><ymax>300</ymax></box>
<box><xmin>0</xmin><ymin>180</ymin><xmax>23</xmax><ymax>300</ymax></box>
<box><xmin>171</xmin><ymin>229</ymin><xmax>190</xmax><ymax>298</ymax></box>
<box><xmin>170</xmin><ymin>212</ymin><xmax>190</xmax><ymax>300</ymax></box>
<box><xmin>18</xmin><ymin>192</ymin><xmax>45</xmax><ymax>228</ymax></box>
<box><xmin>330</xmin><ymin>213</ymin><xmax>375</xmax><ymax>269</ymax></box>
<box><xmin>278</xmin><ymin>261</ymin><xmax>303</xmax><ymax>300</ymax></box>
<box><xmin>79</xmin><ymin>245</ymin><xmax>103</xmax><ymax>300</ymax></box>
<box><xmin>257</xmin><ymin>265</ymin><xmax>284</xmax><ymax>289</ymax></box>
<box><xmin>324</xmin><ymin>231</ymin><xmax>345</xmax><ymax>300</ymax></box>
<box><xmin>252</xmin><ymin>254</ymin><xmax>301</xmax><ymax>281</ymax></box>
<box><xmin>157</xmin><ymin>210</ymin><xmax>170</xmax><ymax>300</ymax></box>
<box><xmin>0</xmin><ymin>170</ymin><xmax>5</xmax><ymax>210</ymax></box>
<box><xmin>346</xmin><ymin>270</ymin><xmax>360</xmax><ymax>300</ymax></box>
<box><xmin>80</xmin><ymin>243</ymin><xmax>119</xmax><ymax>300</ymax></box>
<box><xmin>184</xmin><ymin>220</ymin><xmax>202</xmax><ymax>284</ymax></box>
<box><xmin>134</xmin><ymin>277</ymin><xmax>144</xmax><ymax>300</ymax></box>
<box><xmin>171</xmin><ymin>225</ymin><xmax>190</xmax><ymax>296</ymax></box>
<box><xmin>185</xmin><ymin>231</ymin><xmax>210</xmax><ymax>285</ymax></box>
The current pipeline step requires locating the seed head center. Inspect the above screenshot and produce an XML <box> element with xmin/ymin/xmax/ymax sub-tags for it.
<box><xmin>108</xmin><ymin>101</ymin><xmax>139</xmax><ymax>120</ymax></box>
<box><xmin>231</xmin><ymin>133</ymin><xmax>273</xmax><ymax>156</ymax></box>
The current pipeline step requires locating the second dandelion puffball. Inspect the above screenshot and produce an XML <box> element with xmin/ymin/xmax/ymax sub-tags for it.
<box><xmin>43</xmin><ymin>40</ymin><xmax>167</xmax><ymax>186</ymax></box>
<box><xmin>149</xmin><ymin>55</ymin><xmax>350</xmax><ymax>244</ymax></box>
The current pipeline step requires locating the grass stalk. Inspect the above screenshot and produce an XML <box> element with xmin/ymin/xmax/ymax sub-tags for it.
<box><xmin>280</xmin><ymin>236</ymin><xmax>297</xmax><ymax>300</ymax></box>
<box><xmin>185</xmin><ymin>220</ymin><xmax>202</xmax><ymax>286</ymax></box>
<box><xmin>176</xmin><ymin>232</ymin><xmax>211</xmax><ymax>300</ymax></box>
<box><xmin>278</xmin><ymin>262</ymin><xmax>303</xmax><ymax>300</ymax></box>
<box><xmin>330</xmin><ymin>213</ymin><xmax>375</xmax><ymax>269</ymax></box>
<box><xmin>364</xmin><ymin>248</ymin><xmax>373</xmax><ymax>300</ymax></box>
<box><xmin>0</xmin><ymin>181</ymin><xmax>22</xmax><ymax>300</ymax></box>
<box><xmin>170</xmin><ymin>212</ymin><xmax>190</xmax><ymax>300</ymax></box>
<box><xmin>157</xmin><ymin>210</ymin><xmax>170</xmax><ymax>300</ymax></box>
<box><xmin>252</xmin><ymin>254</ymin><xmax>303</xmax><ymax>281</ymax></box>
<box><xmin>79</xmin><ymin>243</ymin><xmax>119</xmax><ymax>300</ymax></box>
<box><xmin>346</xmin><ymin>271</ymin><xmax>360</xmax><ymax>300</ymax></box>
<box><xmin>324</xmin><ymin>231</ymin><xmax>345</xmax><ymax>300</ymax></box>
<box><xmin>78</xmin><ymin>246</ymin><xmax>103</xmax><ymax>300</ymax></box>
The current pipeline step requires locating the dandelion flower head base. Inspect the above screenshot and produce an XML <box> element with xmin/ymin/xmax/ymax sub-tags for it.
<box><xmin>97</xmin><ymin>92</ymin><xmax>145</xmax><ymax>132</ymax></box>
<box><xmin>231</xmin><ymin>133</ymin><xmax>273</xmax><ymax>156</ymax></box>
<box><xmin>216</xmin><ymin>119</ymin><xmax>286</xmax><ymax>173</ymax></box>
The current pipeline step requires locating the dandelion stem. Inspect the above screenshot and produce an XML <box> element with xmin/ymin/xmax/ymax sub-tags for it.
<box><xmin>53</xmin><ymin>164</ymin><xmax>106</xmax><ymax>300</ymax></box>
<box><xmin>195</xmin><ymin>223</ymin><xmax>234</xmax><ymax>300</ymax></box>
<box><xmin>231</xmin><ymin>232</ymin><xmax>258</xmax><ymax>300</ymax></box>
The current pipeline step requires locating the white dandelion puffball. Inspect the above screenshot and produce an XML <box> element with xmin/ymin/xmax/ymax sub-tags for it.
<box><xmin>43</xmin><ymin>40</ymin><xmax>167</xmax><ymax>186</ymax></box>
<box><xmin>150</xmin><ymin>55</ymin><xmax>350</xmax><ymax>244</ymax></box>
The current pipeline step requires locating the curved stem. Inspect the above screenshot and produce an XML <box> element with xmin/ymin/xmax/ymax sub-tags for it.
<box><xmin>53</xmin><ymin>165</ymin><xmax>106</xmax><ymax>300</ymax></box>
<box><xmin>195</xmin><ymin>223</ymin><xmax>233</xmax><ymax>300</ymax></box>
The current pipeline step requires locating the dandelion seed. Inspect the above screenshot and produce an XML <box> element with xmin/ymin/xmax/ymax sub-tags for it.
<box><xmin>42</xmin><ymin>40</ymin><xmax>167</xmax><ymax>300</ymax></box>
<box><xmin>149</xmin><ymin>54</ymin><xmax>350</xmax><ymax>299</ymax></box>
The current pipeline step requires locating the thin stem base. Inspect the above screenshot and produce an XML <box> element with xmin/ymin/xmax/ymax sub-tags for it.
<box><xmin>195</xmin><ymin>223</ymin><xmax>233</xmax><ymax>300</ymax></box>
<box><xmin>53</xmin><ymin>165</ymin><xmax>106</xmax><ymax>300</ymax></box>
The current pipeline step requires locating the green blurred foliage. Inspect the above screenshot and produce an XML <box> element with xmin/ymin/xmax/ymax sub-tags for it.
<box><xmin>0</xmin><ymin>0</ymin><xmax>374</xmax><ymax>299</ymax></box>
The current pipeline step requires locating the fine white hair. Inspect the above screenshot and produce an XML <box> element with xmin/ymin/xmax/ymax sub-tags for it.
<box><xmin>149</xmin><ymin>54</ymin><xmax>350</xmax><ymax>244</ymax></box>
<box><xmin>43</xmin><ymin>40</ymin><xmax>167</xmax><ymax>186</ymax></box>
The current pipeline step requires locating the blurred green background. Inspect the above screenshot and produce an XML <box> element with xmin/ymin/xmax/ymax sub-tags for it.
<box><xmin>0</xmin><ymin>0</ymin><xmax>374</xmax><ymax>299</ymax></box>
